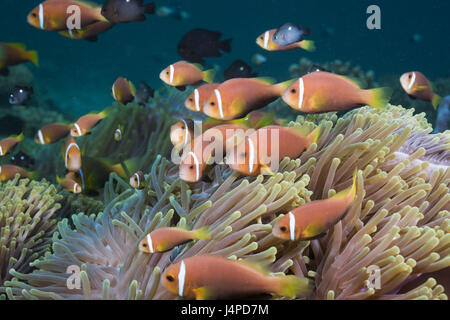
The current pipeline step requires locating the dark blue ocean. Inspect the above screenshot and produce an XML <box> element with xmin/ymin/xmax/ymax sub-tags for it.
<box><xmin>2</xmin><ymin>0</ymin><xmax>450</xmax><ymax>117</ymax></box>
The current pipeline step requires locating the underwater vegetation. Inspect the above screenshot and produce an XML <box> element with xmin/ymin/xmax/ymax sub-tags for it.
<box><xmin>0</xmin><ymin>0</ymin><xmax>449</xmax><ymax>302</ymax></box>
<box><xmin>0</xmin><ymin>103</ymin><xmax>448</xmax><ymax>300</ymax></box>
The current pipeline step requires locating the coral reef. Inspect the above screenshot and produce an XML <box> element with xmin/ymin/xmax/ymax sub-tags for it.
<box><xmin>1</xmin><ymin>104</ymin><xmax>448</xmax><ymax>300</ymax></box>
<box><xmin>0</xmin><ymin>176</ymin><xmax>62</xmax><ymax>294</ymax></box>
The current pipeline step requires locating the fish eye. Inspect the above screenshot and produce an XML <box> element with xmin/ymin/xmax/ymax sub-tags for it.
<box><xmin>189</xmin><ymin>98</ymin><xmax>193</xmax><ymax>101</ymax></box>
<box><xmin>291</xmin><ymin>88</ymin><xmax>297</xmax><ymax>94</ymax></box>
<box><xmin>280</xmin><ymin>226</ymin><xmax>287</xmax><ymax>232</ymax></box>
<box><xmin>240</xmin><ymin>152</ymin><xmax>246</xmax><ymax>157</ymax></box>
<box><xmin>166</xmin><ymin>275</ymin><xmax>175</xmax><ymax>282</ymax></box>
<box><xmin>260</xmin><ymin>36</ymin><xmax>263</xmax><ymax>40</ymax></box>
<box><xmin>32</xmin><ymin>13</ymin><xmax>37</xmax><ymax>17</ymax></box>
<box><xmin>189</xmin><ymin>165</ymin><xmax>194</xmax><ymax>169</ymax></box>
<box><xmin>166</xmin><ymin>71</ymin><xmax>169</xmax><ymax>75</ymax></box>
<box><xmin>181</xmin><ymin>126</ymin><xmax>185</xmax><ymax>129</ymax></box>
<box><xmin>408</xmin><ymin>74</ymin><xmax>412</xmax><ymax>79</ymax></box>
<box><xmin>210</xmin><ymin>102</ymin><xmax>215</xmax><ymax>106</ymax></box>
<box><xmin>142</xmin><ymin>243</ymin><xmax>147</xmax><ymax>247</ymax></box>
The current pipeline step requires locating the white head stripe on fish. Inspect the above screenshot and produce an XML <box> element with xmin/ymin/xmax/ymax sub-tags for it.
<box><xmin>188</xmin><ymin>151</ymin><xmax>200</xmax><ymax>181</ymax></box>
<box><xmin>39</xmin><ymin>4</ymin><xmax>45</xmax><ymax>30</ymax></box>
<box><xmin>65</xmin><ymin>143</ymin><xmax>80</xmax><ymax>168</ymax></box>
<box><xmin>214</xmin><ymin>89</ymin><xmax>224</xmax><ymax>119</ymax></box>
<box><xmin>74</xmin><ymin>123</ymin><xmax>82</xmax><ymax>136</ymax></box>
<box><xmin>73</xmin><ymin>183</ymin><xmax>79</xmax><ymax>194</ymax></box>
<box><xmin>289</xmin><ymin>212</ymin><xmax>296</xmax><ymax>241</ymax></box>
<box><xmin>178</xmin><ymin>261</ymin><xmax>186</xmax><ymax>297</ymax></box>
<box><xmin>263</xmin><ymin>30</ymin><xmax>270</xmax><ymax>49</ymax></box>
<box><xmin>134</xmin><ymin>173</ymin><xmax>140</xmax><ymax>188</ymax></box>
<box><xmin>169</xmin><ymin>65</ymin><xmax>175</xmax><ymax>84</ymax></box>
<box><xmin>181</xmin><ymin>119</ymin><xmax>189</xmax><ymax>146</ymax></box>
<box><xmin>78</xmin><ymin>168</ymin><xmax>85</xmax><ymax>191</ymax></box>
<box><xmin>111</xmin><ymin>84</ymin><xmax>117</xmax><ymax>100</ymax></box>
<box><xmin>298</xmin><ymin>77</ymin><xmax>304</xmax><ymax>110</ymax></box>
<box><xmin>407</xmin><ymin>72</ymin><xmax>416</xmax><ymax>91</ymax></box>
<box><xmin>248</xmin><ymin>137</ymin><xmax>255</xmax><ymax>174</ymax></box>
<box><xmin>37</xmin><ymin>129</ymin><xmax>45</xmax><ymax>145</ymax></box>
<box><xmin>146</xmin><ymin>233</ymin><xmax>154</xmax><ymax>253</ymax></box>
<box><xmin>194</xmin><ymin>89</ymin><xmax>200</xmax><ymax>111</ymax></box>
<box><xmin>0</xmin><ymin>146</ymin><xmax>3</xmax><ymax>156</ymax></box>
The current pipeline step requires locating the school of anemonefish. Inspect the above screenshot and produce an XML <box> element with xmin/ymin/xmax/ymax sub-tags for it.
<box><xmin>2</xmin><ymin>3</ymin><xmax>445</xmax><ymax>300</ymax></box>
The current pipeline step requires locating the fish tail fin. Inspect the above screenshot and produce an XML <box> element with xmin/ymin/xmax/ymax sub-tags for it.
<box><xmin>367</xmin><ymin>87</ymin><xmax>392</xmax><ymax>111</ymax></box>
<box><xmin>305</xmin><ymin>125</ymin><xmax>321</xmax><ymax>148</ymax></box>
<box><xmin>298</xmin><ymin>40</ymin><xmax>316</xmax><ymax>52</ymax></box>
<box><xmin>332</xmin><ymin>168</ymin><xmax>358</xmax><ymax>202</ymax></box>
<box><xmin>276</xmin><ymin>275</ymin><xmax>314</xmax><ymax>299</ymax></box>
<box><xmin>193</xmin><ymin>226</ymin><xmax>212</xmax><ymax>240</ymax></box>
<box><xmin>203</xmin><ymin>69</ymin><xmax>216</xmax><ymax>83</ymax></box>
<box><xmin>29</xmin><ymin>170</ymin><xmax>40</xmax><ymax>180</ymax></box>
<box><xmin>28</xmin><ymin>50</ymin><xmax>39</xmax><ymax>67</ymax></box>
<box><xmin>129</xmin><ymin>80</ymin><xmax>137</xmax><ymax>97</ymax></box>
<box><xmin>144</xmin><ymin>2</ymin><xmax>156</xmax><ymax>15</ymax></box>
<box><xmin>273</xmin><ymin>79</ymin><xmax>296</xmax><ymax>96</ymax></box>
<box><xmin>255</xmin><ymin>113</ymin><xmax>276</xmax><ymax>128</ymax></box>
<box><xmin>220</xmin><ymin>38</ymin><xmax>232</xmax><ymax>53</ymax></box>
<box><xmin>16</xmin><ymin>132</ymin><xmax>25</xmax><ymax>142</ymax></box>
<box><xmin>432</xmin><ymin>94</ymin><xmax>443</xmax><ymax>110</ymax></box>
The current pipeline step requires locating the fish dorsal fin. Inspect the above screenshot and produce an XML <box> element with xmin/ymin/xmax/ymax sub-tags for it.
<box><xmin>341</xmin><ymin>75</ymin><xmax>364</xmax><ymax>88</ymax></box>
<box><xmin>9</xmin><ymin>43</ymin><xmax>26</xmax><ymax>50</ymax></box>
<box><xmin>77</xmin><ymin>0</ymin><xmax>102</xmax><ymax>8</ymax></box>
<box><xmin>253</xmin><ymin>77</ymin><xmax>276</xmax><ymax>85</ymax></box>
<box><xmin>193</xmin><ymin>63</ymin><xmax>203</xmax><ymax>70</ymax></box>
<box><xmin>237</xmin><ymin>258</ymin><xmax>271</xmax><ymax>275</ymax></box>
<box><xmin>289</xmin><ymin>124</ymin><xmax>311</xmax><ymax>138</ymax></box>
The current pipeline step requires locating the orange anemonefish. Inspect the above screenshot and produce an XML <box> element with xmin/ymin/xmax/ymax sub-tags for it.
<box><xmin>129</xmin><ymin>171</ymin><xmax>146</xmax><ymax>189</ymax></box>
<box><xmin>35</xmin><ymin>123</ymin><xmax>72</xmax><ymax>145</ymax></box>
<box><xmin>56</xmin><ymin>173</ymin><xmax>82</xmax><ymax>194</ymax></box>
<box><xmin>162</xmin><ymin>255</ymin><xmax>313</xmax><ymax>300</ymax></box>
<box><xmin>185</xmin><ymin>83</ymin><xmax>220</xmax><ymax>112</ymax></box>
<box><xmin>0</xmin><ymin>164</ymin><xmax>38</xmax><ymax>182</ymax></box>
<box><xmin>170</xmin><ymin>119</ymin><xmax>195</xmax><ymax>148</ymax></box>
<box><xmin>282</xmin><ymin>72</ymin><xmax>392</xmax><ymax>113</ymax></box>
<box><xmin>273</xmin><ymin>169</ymin><xmax>358</xmax><ymax>241</ymax></box>
<box><xmin>59</xmin><ymin>21</ymin><xmax>115</xmax><ymax>42</ymax></box>
<box><xmin>159</xmin><ymin>61</ymin><xmax>216</xmax><ymax>90</ymax></box>
<box><xmin>0</xmin><ymin>43</ymin><xmax>39</xmax><ymax>70</ymax></box>
<box><xmin>179</xmin><ymin>124</ymin><xmax>248</xmax><ymax>183</ymax></box>
<box><xmin>227</xmin><ymin>125</ymin><xmax>321</xmax><ymax>176</ymax></box>
<box><xmin>27</xmin><ymin>0</ymin><xmax>108</xmax><ymax>32</ymax></box>
<box><xmin>256</xmin><ymin>29</ymin><xmax>315</xmax><ymax>52</ymax></box>
<box><xmin>71</xmin><ymin>110</ymin><xmax>109</xmax><ymax>137</ymax></box>
<box><xmin>203</xmin><ymin>77</ymin><xmax>294</xmax><ymax>121</ymax></box>
<box><xmin>139</xmin><ymin>226</ymin><xmax>211</xmax><ymax>253</ymax></box>
<box><xmin>111</xmin><ymin>77</ymin><xmax>136</xmax><ymax>104</ymax></box>
<box><xmin>0</xmin><ymin>133</ymin><xmax>24</xmax><ymax>156</ymax></box>
<box><xmin>64</xmin><ymin>136</ymin><xmax>82</xmax><ymax>171</ymax></box>
<box><xmin>400</xmin><ymin>71</ymin><xmax>443</xmax><ymax>110</ymax></box>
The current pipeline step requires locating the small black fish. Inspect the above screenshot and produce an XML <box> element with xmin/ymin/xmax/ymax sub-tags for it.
<box><xmin>135</xmin><ymin>81</ymin><xmax>155</xmax><ymax>105</ymax></box>
<box><xmin>273</xmin><ymin>23</ymin><xmax>311</xmax><ymax>46</ymax></box>
<box><xmin>101</xmin><ymin>0</ymin><xmax>155</xmax><ymax>23</ymax></box>
<box><xmin>178</xmin><ymin>28</ymin><xmax>232</xmax><ymax>64</ymax></box>
<box><xmin>9</xmin><ymin>86</ymin><xmax>33</xmax><ymax>105</ymax></box>
<box><xmin>10</xmin><ymin>151</ymin><xmax>35</xmax><ymax>169</ymax></box>
<box><xmin>308</xmin><ymin>65</ymin><xmax>329</xmax><ymax>73</ymax></box>
<box><xmin>224</xmin><ymin>59</ymin><xmax>258</xmax><ymax>80</ymax></box>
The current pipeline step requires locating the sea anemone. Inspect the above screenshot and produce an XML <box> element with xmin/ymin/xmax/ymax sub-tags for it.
<box><xmin>1</xmin><ymin>104</ymin><xmax>448</xmax><ymax>300</ymax></box>
<box><xmin>0</xmin><ymin>175</ymin><xmax>62</xmax><ymax>297</ymax></box>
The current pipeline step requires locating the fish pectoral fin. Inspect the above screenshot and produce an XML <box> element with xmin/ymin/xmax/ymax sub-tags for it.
<box><xmin>260</xmin><ymin>164</ymin><xmax>275</xmax><ymax>176</ymax></box>
<box><xmin>309</xmin><ymin>91</ymin><xmax>327</xmax><ymax>110</ymax></box>
<box><xmin>414</xmin><ymin>85</ymin><xmax>428</xmax><ymax>92</ymax></box>
<box><xmin>302</xmin><ymin>232</ymin><xmax>327</xmax><ymax>241</ymax></box>
<box><xmin>302</xmin><ymin>224</ymin><xmax>325</xmax><ymax>240</ymax></box>
<box><xmin>192</xmin><ymin>287</ymin><xmax>214</xmax><ymax>300</ymax></box>
<box><xmin>230</xmin><ymin>96</ymin><xmax>246</xmax><ymax>114</ymax></box>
